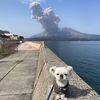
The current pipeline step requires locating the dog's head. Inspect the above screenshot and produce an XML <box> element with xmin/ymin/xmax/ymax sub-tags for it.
<box><xmin>49</xmin><ymin>66</ymin><xmax>73</xmax><ymax>81</ymax></box>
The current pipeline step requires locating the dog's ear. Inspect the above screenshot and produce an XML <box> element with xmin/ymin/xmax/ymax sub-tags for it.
<box><xmin>49</xmin><ymin>66</ymin><xmax>56</xmax><ymax>75</ymax></box>
<box><xmin>67</xmin><ymin>66</ymin><xmax>73</xmax><ymax>75</ymax></box>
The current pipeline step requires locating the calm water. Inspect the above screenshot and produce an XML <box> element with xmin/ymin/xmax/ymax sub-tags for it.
<box><xmin>46</xmin><ymin>41</ymin><xmax>100</xmax><ymax>94</ymax></box>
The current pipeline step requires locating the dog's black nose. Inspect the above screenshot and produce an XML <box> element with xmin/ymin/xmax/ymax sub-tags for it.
<box><xmin>60</xmin><ymin>74</ymin><xmax>63</xmax><ymax>79</ymax></box>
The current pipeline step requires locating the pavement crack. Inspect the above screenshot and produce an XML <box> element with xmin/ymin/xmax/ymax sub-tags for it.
<box><xmin>0</xmin><ymin>61</ymin><xmax>23</xmax><ymax>82</ymax></box>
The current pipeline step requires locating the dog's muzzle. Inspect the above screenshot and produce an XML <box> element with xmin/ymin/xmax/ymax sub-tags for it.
<box><xmin>60</xmin><ymin>74</ymin><xmax>63</xmax><ymax>79</ymax></box>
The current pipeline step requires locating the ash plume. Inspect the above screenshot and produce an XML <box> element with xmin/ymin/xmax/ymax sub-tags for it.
<box><xmin>30</xmin><ymin>2</ymin><xmax>61</xmax><ymax>34</ymax></box>
<box><xmin>17</xmin><ymin>0</ymin><xmax>45</xmax><ymax>4</ymax></box>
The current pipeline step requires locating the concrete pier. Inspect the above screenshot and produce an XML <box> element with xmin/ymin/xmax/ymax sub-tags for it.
<box><xmin>32</xmin><ymin>42</ymin><xmax>100</xmax><ymax>100</ymax></box>
<box><xmin>0</xmin><ymin>41</ymin><xmax>99</xmax><ymax>100</ymax></box>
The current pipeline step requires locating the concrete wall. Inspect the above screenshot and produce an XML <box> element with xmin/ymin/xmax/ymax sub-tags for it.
<box><xmin>0</xmin><ymin>39</ymin><xmax>18</xmax><ymax>58</ymax></box>
<box><xmin>32</xmin><ymin>43</ymin><xmax>100</xmax><ymax>100</ymax></box>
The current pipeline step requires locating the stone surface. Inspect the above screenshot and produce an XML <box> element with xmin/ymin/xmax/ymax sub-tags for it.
<box><xmin>32</xmin><ymin>44</ymin><xmax>100</xmax><ymax>100</ymax></box>
<box><xmin>0</xmin><ymin>93</ymin><xmax>32</xmax><ymax>100</ymax></box>
<box><xmin>0</xmin><ymin>61</ymin><xmax>17</xmax><ymax>81</ymax></box>
<box><xmin>0</xmin><ymin>42</ymin><xmax>40</xmax><ymax>100</ymax></box>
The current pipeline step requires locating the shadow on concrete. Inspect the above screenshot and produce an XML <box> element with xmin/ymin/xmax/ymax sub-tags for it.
<box><xmin>67</xmin><ymin>85</ymin><xmax>91</xmax><ymax>98</ymax></box>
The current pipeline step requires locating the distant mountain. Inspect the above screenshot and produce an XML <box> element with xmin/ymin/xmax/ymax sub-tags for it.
<box><xmin>26</xmin><ymin>28</ymin><xmax>100</xmax><ymax>41</ymax></box>
<box><xmin>0</xmin><ymin>30</ymin><xmax>10</xmax><ymax>35</ymax></box>
<box><xmin>61</xmin><ymin>28</ymin><xmax>100</xmax><ymax>40</ymax></box>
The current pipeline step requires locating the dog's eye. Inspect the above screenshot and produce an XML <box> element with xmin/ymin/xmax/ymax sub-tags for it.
<box><xmin>56</xmin><ymin>73</ymin><xmax>59</xmax><ymax>75</ymax></box>
<box><xmin>64</xmin><ymin>74</ymin><xmax>68</xmax><ymax>76</ymax></box>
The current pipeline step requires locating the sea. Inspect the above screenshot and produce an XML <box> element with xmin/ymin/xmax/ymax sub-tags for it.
<box><xmin>46</xmin><ymin>41</ymin><xmax>100</xmax><ymax>94</ymax></box>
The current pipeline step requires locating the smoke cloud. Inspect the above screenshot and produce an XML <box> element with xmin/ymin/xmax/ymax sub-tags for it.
<box><xmin>18</xmin><ymin>0</ymin><xmax>45</xmax><ymax>4</ymax></box>
<box><xmin>30</xmin><ymin>2</ymin><xmax>61</xmax><ymax>34</ymax></box>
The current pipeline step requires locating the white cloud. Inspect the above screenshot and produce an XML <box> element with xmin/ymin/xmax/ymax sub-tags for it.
<box><xmin>17</xmin><ymin>0</ymin><xmax>45</xmax><ymax>4</ymax></box>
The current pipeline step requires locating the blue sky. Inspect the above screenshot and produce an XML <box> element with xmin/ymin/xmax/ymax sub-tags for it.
<box><xmin>0</xmin><ymin>0</ymin><xmax>100</xmax><ymax>37</ymax></box>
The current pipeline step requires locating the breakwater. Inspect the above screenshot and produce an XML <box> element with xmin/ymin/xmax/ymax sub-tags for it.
<box><xmin>45</xmin><ymin>41</ymin><xmax>100</xmax><ymax>94</ymax></box>
<box><xmin>32</xmin><ymin>42</ymin><xmax>100</xmax><ymax>100</ymax></box>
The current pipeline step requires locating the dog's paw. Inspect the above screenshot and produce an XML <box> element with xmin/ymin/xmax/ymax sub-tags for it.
<box><xmin>63</xmin><ymin>98</ymin><xmax>67</xmax><ymax>100</ymax></box>
<box><xmin>55</xmin><ymin>94</ymin><xmax>61</xmax><ymax>100</ymax></box>
<box><xmin>60</xmin><ymin>98</ymin><xmax>67</xmax><ymax>100</ymax></box>
<box><xmin>61</xmin><ymin>95</ymin><xmax>67</xmax><ymax>100</ymax></box>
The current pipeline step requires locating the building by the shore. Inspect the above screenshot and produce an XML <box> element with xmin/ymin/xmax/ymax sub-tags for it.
<box><xmin>0</xmin><ymin>30</ymin><xmax>19</xmax><ymax>50</ymax></box>
<box><xmin>0</xmin><ymin>33</ymin><xmax>10</xmax><ymax>49</ymax></box>
<box><xmin>0</xmin><ymin>30</ymin><xmax>18</xmax><ymax>41</ymax></box>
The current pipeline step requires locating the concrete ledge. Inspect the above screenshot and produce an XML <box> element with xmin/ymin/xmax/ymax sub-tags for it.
<box><xmin>32</xmin><ymin>42</ymin><xmax>100</xmax><ymax>100</ymax></box>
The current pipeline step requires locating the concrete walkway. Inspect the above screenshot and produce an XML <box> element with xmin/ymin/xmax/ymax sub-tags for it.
<box><xmin>0</xmin><ymin>42</ymin><xmax>40</xmax><ymax>100</ymax></box>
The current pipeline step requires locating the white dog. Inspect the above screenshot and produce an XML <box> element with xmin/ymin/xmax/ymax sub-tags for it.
<box><xmin>49</xmin><ymin>66</ymin><xmax>73</xmax><ymax>100</ymax></box>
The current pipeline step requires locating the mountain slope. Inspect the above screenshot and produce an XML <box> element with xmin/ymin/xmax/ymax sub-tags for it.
<box><xmin>26</xmin><ymin>28</ymin><xmax>100</xmax><ymax>41</ymax></box>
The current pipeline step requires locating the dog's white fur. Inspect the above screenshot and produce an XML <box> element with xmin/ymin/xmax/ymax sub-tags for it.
<box><xmin>49</xmin><ymin>66</ymin><xmax>73</xmax><ymax>100</ymax></box>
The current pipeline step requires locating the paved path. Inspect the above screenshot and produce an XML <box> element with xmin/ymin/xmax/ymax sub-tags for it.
<box><xmin>0</xmin><ymin>42</ymin><xmax>40</xmax><ymax>100</ymax></box>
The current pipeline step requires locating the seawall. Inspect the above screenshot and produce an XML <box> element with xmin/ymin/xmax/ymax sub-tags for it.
<box><xmin>0</xmin><ymin>39</ymin><xmax>18</xmax><ymax>59</ymax></box>
<box><xmin>32</xmin><ymin>42</ymin><xmax>100</xmax><ymax>100</ymax></box>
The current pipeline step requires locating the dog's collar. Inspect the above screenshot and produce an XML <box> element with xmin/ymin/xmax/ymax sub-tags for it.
<box><xmin>53</xmin><ymin>80</ymin><xmax>69</xmax><ymax>94</ymax></box>
<box><xmin>60</xmin><ymin>80</ymin><xmax>69</xmax><ymax>89</ymax></box>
